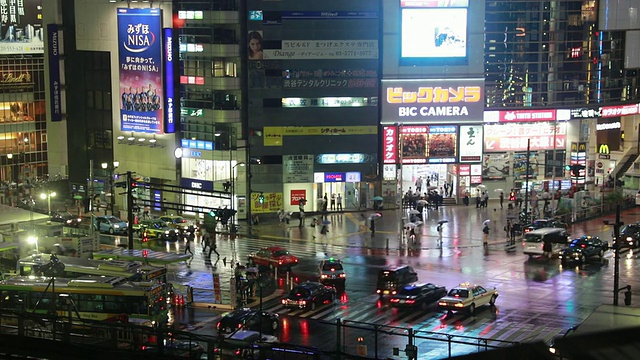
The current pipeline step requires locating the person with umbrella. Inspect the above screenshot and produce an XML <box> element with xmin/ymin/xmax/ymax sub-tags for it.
<box><xmin>321</xmin><ymin>220</ymin><xmax>331</xmax><ymax>235</ymax></box>
<box><xmin>370</xmin><ymin>216</ymin><xmax>376</xmax><ymax>236</ymax></box>
<box><xmin>482</xmin><ymin>220</ymin><xmax>490</xmax><ymax>247</ymax></box>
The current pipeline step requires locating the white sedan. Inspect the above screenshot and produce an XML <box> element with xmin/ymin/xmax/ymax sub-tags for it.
<box><xmin>437</xmin><ymin>283</ymin><xmax>498</xmax><ymax>314</ymax></box>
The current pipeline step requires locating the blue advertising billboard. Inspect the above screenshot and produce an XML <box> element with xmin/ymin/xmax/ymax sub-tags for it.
<box><xmin>163</xmin><ymin>27</ymin><xmax>176</xmax><ymax>133</ymax></box>
<box><xmin>117</xmin><ymin>8</ymin><xmax>163</xmax><ymax>134</ymax></box>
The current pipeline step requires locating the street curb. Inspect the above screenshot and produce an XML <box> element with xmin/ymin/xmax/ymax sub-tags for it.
<box><xmin>188</xmin><ymin>289</ymin><xmax>284</xmax><ymax>311</ymax></box>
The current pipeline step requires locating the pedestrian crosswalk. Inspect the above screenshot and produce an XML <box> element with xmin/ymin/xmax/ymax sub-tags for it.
<box><xmin>250</xmin><ymin>293</ymin><xmax>566</xmax><ymax>346</ymax></box>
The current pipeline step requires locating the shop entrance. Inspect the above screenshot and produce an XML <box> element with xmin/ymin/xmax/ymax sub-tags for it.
<box><xmin>316</xmin><ymin>182</ymin><xmax>374</xmax><ymax>211</ymax></box>
<box><xmin>401</xmin><ymin>164</ymin><xmax>457</xmax><ymax>197</ymax></box>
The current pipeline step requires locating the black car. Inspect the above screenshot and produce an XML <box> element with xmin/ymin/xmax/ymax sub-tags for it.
<box><xmin>560</xmin><ymin>236</ymin><xmax>608</xmax><ymax>265</ymax></box>
<box><xmin>616</xmin><ymin>223</ymin><xmax>640</xmax><ymax>249</ymax></box>
<box><xmin>389</xmin><ymin>283</ymin><xmax>447</xmax><ymax>308</ymax></box>
<box><xmin>523</xmin><ymin>218</ymin><xmax>568</xmax><ymax>234</ymax></box>
<box><xmin>318</xmin><ymin>258</ymin><xmax>346</xmax><ymax>288</ymax></box>
<box><xmin>217</xmin><ymin>308</ymin><xmax>280</xmax><ymax>336</ymax></box>
<box><xmin>281</xmin><ymin>281</ymin><xmax>336</xmax><ymax>310</ymax></box>
<box><xmin>142</xmin><ymin>340</ymin><xmax>204</xmax><ymax>359</ymax></box>
<box><xmin>50</xmin><ymin>211</ymin><xmax>82</xmax><ymax>227</ymax></box>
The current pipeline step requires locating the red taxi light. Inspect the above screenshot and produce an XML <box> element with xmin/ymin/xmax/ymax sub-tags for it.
<box><xmin>390</xmin><ymin>298</ymin><xmax>400</xmax><ymax>303</ymax></box>
<box><xmin>330</xmin><ymin>268</ymin><xmax>335</xmax><ymax>272</ymax></box>
<box><xmin>405</xmin><ymin>299</ymin><xmax>415</xmax><ymax>304</ymax></box>
<box><xmin>454</xmin><ymin>294</ymin><xmax>460</xmax><ymax>298</ymax></box>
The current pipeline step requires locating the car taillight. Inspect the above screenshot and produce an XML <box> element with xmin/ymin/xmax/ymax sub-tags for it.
<box><xmin>522</xmin><ymin>242</ymin><xmax>526</xmax><ymax>247</ymax></box>
<box><xmin>300</xmin><ymin>300</ymin><xmax>306</xmax><ymax>305</ymax></box>
<box><xmin>454</xmin><ymin>303</ymin><xmax>464</xmax><ymax>308</ymax></box>
<box><xmin>213</xmin><ymin>348</ymin><xmax>220</xmax><ymax>354</ymax></box>
<box><xmin>279</xmin><ymin>260</ymin><xmax>283</xmax><ymax>265</ymax></box>
<box><xmin>391</xmin><ymin>291</ymin><xmax>397</xmax><ymax>295</ymax></box>
<box><xmin>339</xmin><ymin>274</ymin><xmax>346</xmax><ymax>278</ymax></box>
<box><xmin>376</xmin><ymin>290</ymin><xmax>381</xmax><ymax>294</ymax></box>
<box><xmin>438</xmin><ymin>301</ymin><xmax>446</xmax><ymax>306</ymax></box>
<box><xmin>320</xmin><ymin>274</ymin><xmax>328</xmax><ymax>279</ymax></box>
<box><xmin>235</xmin><ymin>350</ymin><xmax>241</xmax><ymax>356</ymax></box>
<box><xmin>390</xmin><ymin>298</ymin><xmax>400</xmax><ymax>303</ymax></box>
<box><xmin>216</xmin><ymin>321</ymin><xmax>220</xmax><ymax>329</ymax></box>
<box><xmin>406</xmin><ymin>299</ymin><xmax>415</xmax><ymax>304</ymax></box>
<box><xmin>281</xmin><ymin>299</ymin><xmax>286</xmax><ymax>304</ymax></box>
<box><xmin>237</xmin><ymin>323</ymin><xmax>243</xmax><ymax>328</ymax></box>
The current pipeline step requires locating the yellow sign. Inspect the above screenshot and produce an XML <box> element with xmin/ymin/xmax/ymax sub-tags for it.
<box><xmin>264</xmin><ymin>126</ymin><xmax>378</xmax><ymax>146</ymax></box>
<box><xmin>251</xmin><ymin>192</ymin><xmax>283</xmax><ymax>213</ymax></box>
<box><xmin>598</xmin><ymin>143</ymin><xmax>610</xmax><ymax>154</ymax></box>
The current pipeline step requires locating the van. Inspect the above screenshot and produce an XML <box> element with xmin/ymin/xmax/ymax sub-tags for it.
<box><xmin>376</xmin><ymin>265</ymin><xmax>418</xmax><ymax>298</ymax></box>
<box><xmin>523</xmin><ymin>228</ymin><xmax>569</xmax><ymax>258</ymax></box>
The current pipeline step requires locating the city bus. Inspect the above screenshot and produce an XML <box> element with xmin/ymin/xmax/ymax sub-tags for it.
<box><xmin>0</xmin><ymin>275</ymin><xmax>168</xmax><ymax>324</ymax></box>
<box><xmin>16</xmin><ymin>254</ymin><xmax>169</xmax><ymax>284</ymax></box>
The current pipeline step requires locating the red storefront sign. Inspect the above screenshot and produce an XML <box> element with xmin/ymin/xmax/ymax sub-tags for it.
<box><xmin>498</xmin><ymin>109</ymin><xmax>556</xmax><ymax>122</ymax></box>
<box><xmin>459</xmin><ymin>164</ymin><xmax>470</xmax><ymax>176</ymax></box>
<box><xmin>290</xmin><ymin>190</ymin><xmax>306</xmax><ymax>205</ymax></box>
<box><xmin>601</xmin><ymin>104</ymin><xmax>639</xmax><ymax>118</ymax></box>
<box><xmin>382</xmin><ymin>126</ymin><xmax>397</xmax><ymax>164</ymax></box>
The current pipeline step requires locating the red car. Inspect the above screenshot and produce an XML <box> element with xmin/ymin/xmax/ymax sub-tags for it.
<box><xmin>248</xmin><ymin>246</ymin><xmax>298</xmax><ymax>270</ymax></box>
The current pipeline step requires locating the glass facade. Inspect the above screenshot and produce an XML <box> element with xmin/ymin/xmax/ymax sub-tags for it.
<box><xmin>484</xmin><ymin>0</ymin><xmax>640</xmax><ymax>108</ymax></box>
<box><xmin>0</xmin><ymin>56</ymin><xmax>47</xmax><ymax>183</ymax></box>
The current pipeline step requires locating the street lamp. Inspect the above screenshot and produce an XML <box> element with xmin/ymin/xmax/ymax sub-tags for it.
<box><xmin>231</xmin><ymin>162</ymin><xmax>246</xmax><ymax>231</ymax></box>
<box><xmin>40</xmin><ymin>191</ymin><xmax>56</xmax><ymax>215</ymax></box>
<box><xmin>27</xmin><ymin>235</ymin><xmax>38</xmax><ymax>253</ymax></box>
<box><xmin>101</xmin><ymin>161</ymin><xmax>119</xmax><ymax>215</ymax></box>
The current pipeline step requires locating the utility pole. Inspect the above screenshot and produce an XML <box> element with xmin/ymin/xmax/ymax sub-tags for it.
<box><xmin>523</xmin><ymin>139</ymin><xmax>531</xmax><ymax>221</ymax></box>
<box><xmin>613</xmin><ymin>204</ymin><xmax>622</xmax><ymax>306</ymax></box>
<box><xmin>126</xmin><ymin>171</ymin><xmax>134</xmax><ymax>250</ymax></box>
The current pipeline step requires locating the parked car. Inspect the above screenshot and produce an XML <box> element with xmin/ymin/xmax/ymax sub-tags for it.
<box><xmin>213</xmin><ymin>330</ymin><xmax>278</xmax><ymax>359</ymax></box>
<box><xmin>376</xmin><ymin>265</ymin><xmax>418</xmax><ymax>298</ymax></box>
<box><xmin>50</xmin><ymin>211</ymin><xmax>82</xmax><ymax>227</ymax></box>
<box><xmin>616</xmin><ymin>223</ymin><xmax>640</xmax><ymax>249</ymax></box>
<box><xmin>560</xmin><ymin>235</ymin><xmax>608</xmax><ymax>266</ymax></box>
<box><xmin>142</xmin><ymin>340</ymin><xmax>204</xmax><ymax>359</ymax></box>
<box><xmin>437</xmin><ymin>283</ymin><xmax>498</xmax><ymax>314</ymax></box>
<box><xmin>389</xmin><ymin>283</ymin><xmax>447</xmax><ymax>309</ymax></box>
<box><xmin>318</xmin><ymin>258</ymin><xmax>346</xmax><ymax>288</ymax></box>
<box><xmin>248</xmin><ymin>246</ymin><xmax>298</xmax><ymax>270</ymax></box>
<box><xmin>93</xmin><ymin>215</ymin><xmax>128</xmax><ymax>234</ymax></box>
<box><xmin>281</xmin><ymin>281</ymin><xmax>336</xmax><ymax>310</ymax></box>
<box><xmin>522</xmin><ymin>228</ymin><xmax>569</xmax><ymax>258</ymax></box>
<box><xmin>159</xmin><ymin>215</ymin><xmax>189</xmax><ymax>229</ymax></box>
<box><xmin>523</xmin><ymin>218</ymin><xmax>568</xmax><ymax>234</ymax></box>
<box><xmin>134</xmin><ymin>219</ymin><xmax>180</xmax><ymax>241</ymax></box>
<box><xmin>217</xmin><ymin>308</ymin><xmax>280</xmax><ymax>336</ymax></box>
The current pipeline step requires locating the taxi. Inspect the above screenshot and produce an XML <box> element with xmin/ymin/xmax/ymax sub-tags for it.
<box><xmin>318</xmin><ymin>258</ymin><xmax>346</xmax><ymax>288</ymax></box>
<box><xmin>247</xmin><ymin>246</ymin><xmax>298</xmax><ymax>271</ymax></box>
<box><xmin>437</xmin><ymin>283</ymin><xmax>498</xmax><ymax>314</ymax></box>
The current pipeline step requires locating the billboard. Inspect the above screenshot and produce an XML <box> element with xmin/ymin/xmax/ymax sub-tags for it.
<box><xmin>163</xmin><ymin>28</ymin><xmax>176</xmax><ymax>133</ymax></box>
<box><xmin>400</xmin><ymin>0</ymin><xmax>468</xmax><ymax>63</ymax></box>
<box><xmin>459</xmin><ymin>125</ymin><xmax>482</xmax><ymax>163</ymax></box>
<box><xmin>0</xmin><ymin>0</ymin><xmax>43</xmax><ymax>54</ymax></box>
<box><xmin>484</xmin><ymin>122</ymin><xmax>567</xmax><ymax>152</ymax></box>
<box><xmin>117</xmin><ymin>8</ymin><xmax>164</xmax><ymax>134</ymax></box>
<box><xmin>381</xmin><ymin>78</ymin><xmax>484</xmax><ymax>124</ymax></box>
<box><xmin>400</xmin><ymin>125</ymin><xmax>457</xmax><ymax>164</ymax></box>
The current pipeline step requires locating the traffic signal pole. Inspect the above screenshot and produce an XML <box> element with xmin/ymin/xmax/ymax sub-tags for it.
<box><xmin>126</xmin><ymin>171</ymin><xmax>134</xmax><ymax>250</ymax></box>
<box><xmin>613</xmin><ymin>205</ymin><xmax>621</xmax><ymax>306</ymax></box>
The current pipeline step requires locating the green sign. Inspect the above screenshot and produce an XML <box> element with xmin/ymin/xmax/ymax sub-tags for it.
<box><xmin>181</xmin><ymin>107</ymin><xmax>204</xmax><ymax>117</ymax></box>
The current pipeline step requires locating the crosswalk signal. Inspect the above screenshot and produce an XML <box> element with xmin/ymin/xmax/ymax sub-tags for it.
<box><xmin>258</xmin><ymin>193</ymin><xmax>265</xmax><ymax>204</ymax></box>
<box><xmin>564</xmin><ymin>165</ymin><xmax>572</xmax><ymax>171</ymax></box>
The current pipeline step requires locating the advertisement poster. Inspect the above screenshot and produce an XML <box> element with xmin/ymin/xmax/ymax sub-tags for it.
<box><xmin>283</xmin><ymin>154</ymin><xmax>314</xmax><ymax>183</ymax></box>
<box><xmin>117</xmin><ymin>8</ymin><xmax>164</xmax><ymax>134</ymax></box>
<box><xmin>513</xmin><ymin>153</ymin><xmax>539</xmax><ymax>178</ymax></box>
<box><xmin>482</xmin><ymin>153</ymin><xmax>510</xmax><ymax>179</ymax></box>
<box><xmin>0</xmin><ymin>0</ymin><xmax>43</xmax><ymax>55</ymax></box>
<box><xmin>251</xmin><ymin>192</ymin><xmax>283</xmax><ymax>213</ymax></box>
<box><xmin>484</xmin><ymin>123</ymin><xmax>566</xmax><ymax>152</ymax></box>
<box><xmin>382</xmin><ymin>126</ymin><xmax>397</xmax><ymax>164</ymax></box>
<box><xmin>401</xmin><ymin>128</ymin><xmax>427</xmax><ymax>161</ymax></box>
<box><xmin>427</xmin><ymin>125</ymin><xmax>457</xmax><ymax>158</ymax></box>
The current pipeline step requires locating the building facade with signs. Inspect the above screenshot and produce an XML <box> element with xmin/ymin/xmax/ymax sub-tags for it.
<box><xmin>0</xmin><ymin>0</ymin><xmax>48</xmax><ymax>189</ymax></box>
<box><xmin>246</xmin><ymin>0</ymin><xmax>380</xmax><ymax>213</ymax></box>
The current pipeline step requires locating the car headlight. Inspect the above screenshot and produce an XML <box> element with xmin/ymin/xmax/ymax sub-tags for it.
<box><xmin>113</xmin><ymin>224</ymin><xmax>120</xmax><ymax>228</ymax></box>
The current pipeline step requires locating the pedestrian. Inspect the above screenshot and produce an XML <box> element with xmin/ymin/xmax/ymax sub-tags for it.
<box><xmin>370</xmin><ymin>217</ymin><xmax>376</xmax><ymax>237</ymax></box>
<box><xmin>310</xmin><ymin>217</ymin><xmax>318</xmax><ymax>228</ymax></box>
<box><xmin>299</xmin><ymin>200</ymin><xmax>306</xmax><ymax>227</ymax></box>
<box><xmin>415</xmin><ymin>177</ymin><xmax>422</xmax><ymax>193</ymax></box>
<box><xmin>208</xmin><ymin>231</ymin><xmax>220</xmax><ymax>258</ymax></box>
<box><xmin>337</xmin><ymin>193</ymin><xmax>343</xmax><ymax>211</ymax></box>
<box><xmin>483</xmin><ymin>191</ymin><xmax>489</xmax><ymax>208</ymax></box>
<box><xmin>476</xmin><ymin>190</ymin><xmax>481</xmax><ymax>208</ymax></box>
<box><xmin>543</xmin><ymin>239</ymin><xmax>552</xmax><ymax>259</ymax></box>
<box><xmin>284</xmin><ymin>211</ymin><xmax>291</xmax><ymax>225</ymax></box>
<box><xmin>184</xmin><ymin>231</ymin><xmax>194</xmax><ymax>255</ymax></box>
<box><xmin>443</xmin><ymin>182</ymin><xmax>449</xmax><ymax>197</ymax></box>
<box><xmin>482</xmin><ymin>224</ymin><xmax>489</xmax><ymax>247</ymax></box>
<box><xmin>277</xmin><ymin>209</ymin><xmax>285</xmax><ymax>224</ymax></box>
<box><xmin>499</xmin><ymin>191</ymin><xmax>504</xmax><ymax>209</ymax></box>
<box><xmin>330</xmin><ymin>193</ymin><xmax>336</xmax><ymax>211</ymax></box>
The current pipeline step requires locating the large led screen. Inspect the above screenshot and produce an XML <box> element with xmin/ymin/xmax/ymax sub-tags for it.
<box><xmin>401</xmin><ymin>8</ymin><xmax>467</xmax><ymax>60</ymax></box>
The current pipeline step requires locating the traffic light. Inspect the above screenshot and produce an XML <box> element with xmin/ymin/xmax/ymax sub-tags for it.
<box><xmin>564</xmin><ymin>165</ymin><xmax>572</xmax><ymax>172</ymax></box>
<box><xmin>624</xmin><ymin>286</ymin><xmax>632</xmax><ymax>306</ymax></box>
<box><xmin>209</xmin><ymin>209</ymin><xmax>217</xmax><ymax>217</ymax></box>
<box><xmin>258</xmin><ymin>193</ymin><xmax>265</xmax><ymax>204</ymax></box>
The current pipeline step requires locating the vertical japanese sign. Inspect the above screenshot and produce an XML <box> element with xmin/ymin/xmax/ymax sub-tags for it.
<box><xmin>459</xmin><ymin>125</ymin><xmax>482</xmax><ymax>162</ymax></box>
<box><xmin>382</xmin><ymin>126</ymin><xmax>397</xmax><ymax>164</ymax></box>
<box><xmin>47</xmin><ymin>24</ymin><xmax>61</xmax><ymax>122</ymax></box>
<box><xmin>163</xmin><ymin>28</ymin><xmax>176</xmax><ymax>133</ymax></box>
<box><xmin>117</xmin><ymin>8</ymin><xmax>163</xmax><ymax>134</ymax></box>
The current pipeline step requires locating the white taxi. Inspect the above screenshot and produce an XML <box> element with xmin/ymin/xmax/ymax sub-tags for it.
<box><xmin>437</xmin><ymin>283</ymin><xmax>498</xmax><ymax>314</ymax></box>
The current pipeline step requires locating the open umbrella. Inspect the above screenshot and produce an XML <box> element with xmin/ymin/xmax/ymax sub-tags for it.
<box><xmin>405</xmin><ymin>222</ymin><xmax>418</xmax><ymax>228</ymax></box>
<box><xmin>322</xmin><ymin>220</ymin><xmax>331</xmax><ymax>225</ymax></box>
<box><xmin>483</xmin><ymin>219</ymin><xmax>491</xmax><ymax>226</ymax></box>
<box><xmin>477</xmin><ymin>184</ymin><xmax>487</xmax><ymax>190</ymax></box>
<box><xmin>417</xmin><ymin>199</ymin><xmax>428</xmax><ymax>205</ymax></box>
<box><xmin>373</xmin><ymin>196</ymin><xmax>383</xmax><ymax>201</ymax></box>
<box><xmin>437</xmin><ymin>220</ymin><xmax>449</xmax><ymax>226</ymax></box>
<box><xmin>408</xmin><ymin>209</ymin><xmax>420</xmax><ymax>215</ymax></box>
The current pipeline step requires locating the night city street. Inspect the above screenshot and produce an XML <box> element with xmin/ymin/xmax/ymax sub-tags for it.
<box><xmin>117</xmin><ymin>202</ymin><xmax>640</xmax><ymax>359</ymax></box>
